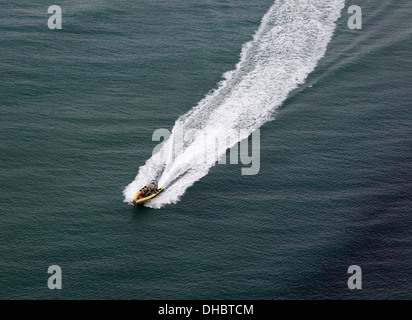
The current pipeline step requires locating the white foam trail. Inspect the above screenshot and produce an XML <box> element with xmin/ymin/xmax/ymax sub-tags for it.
<box><xmin>124</xmin><ymin>0</ymin><xmax>345</xmax><ymax>208</ymax></box>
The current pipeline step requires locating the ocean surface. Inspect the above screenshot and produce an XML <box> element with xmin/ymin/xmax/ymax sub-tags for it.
<box><xmin>1</xmin><ymin>0</ymin><xmax>411</xmax><ymax>299</ymax></box>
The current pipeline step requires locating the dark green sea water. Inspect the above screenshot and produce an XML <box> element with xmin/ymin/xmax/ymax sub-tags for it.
<box><xmin>1</xmin><ymin>0</ymin><xmax>411</xmax><ymax>299</ymax></box>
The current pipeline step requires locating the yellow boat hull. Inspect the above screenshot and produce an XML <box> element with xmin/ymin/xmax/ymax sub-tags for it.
<box><xmin>132</xmin><ymin>187</ymin><xmax>164</xmax><ymax>205</ymax></box>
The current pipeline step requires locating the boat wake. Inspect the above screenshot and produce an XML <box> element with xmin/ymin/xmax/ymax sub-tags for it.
<box><xmin>124</xmin><ymin>0</ymin><xmax>345</xmax><ymax>208</ymax></box>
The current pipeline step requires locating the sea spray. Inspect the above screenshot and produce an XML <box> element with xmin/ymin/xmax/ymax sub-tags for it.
<box><xmin>124</xmin><ymin>0</ymin><xmax>346</xmax><ymax>208</ymax></box>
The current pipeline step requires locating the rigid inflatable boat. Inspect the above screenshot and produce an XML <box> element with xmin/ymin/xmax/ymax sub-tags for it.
<box><xmin>132</xmin><ymin>180</ymin><xmax>163</xmax><ymax>205</ymax></box>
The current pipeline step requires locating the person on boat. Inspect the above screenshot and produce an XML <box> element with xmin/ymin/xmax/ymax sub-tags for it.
<box><xmin>140</xmin><ymin>186</ymin><xmax>149</xmax><ymax>198</ymax></box>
